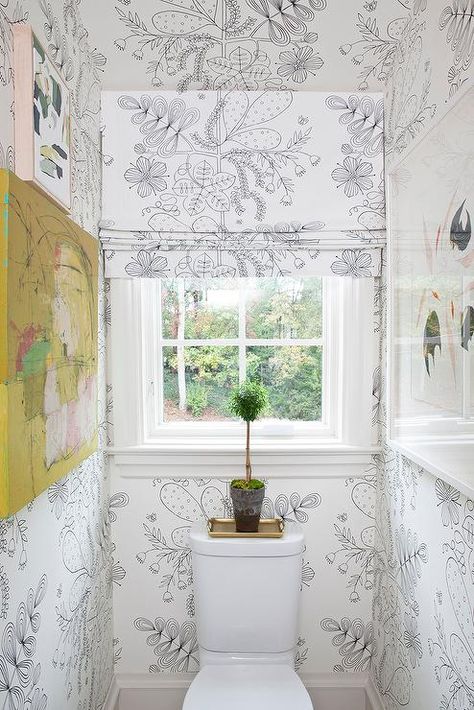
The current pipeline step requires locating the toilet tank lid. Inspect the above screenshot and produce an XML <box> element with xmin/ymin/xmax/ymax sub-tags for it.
<box><xmin>189</xmin><ymin>521</ymin><xmax>304</xmax><ymax>557</ymax></box>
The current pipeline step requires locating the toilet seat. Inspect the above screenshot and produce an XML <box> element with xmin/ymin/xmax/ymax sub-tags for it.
<box><xmin>182</xmin><ymin>664</ymin><xmax>314</xmax><ymax>710</ymax></box>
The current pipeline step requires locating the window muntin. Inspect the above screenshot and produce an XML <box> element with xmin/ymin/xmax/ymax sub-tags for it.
<box><xmin>153</xmin><ymin>277</ymin><xmax>324</xmax><ymax>426</ymax></box>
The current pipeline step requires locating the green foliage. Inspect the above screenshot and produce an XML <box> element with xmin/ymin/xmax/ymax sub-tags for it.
<box><xmin>162</xmin><ymin>277</ymin><xmax>323</xmax><ymax>422</ymax></box>
<box><xmin>228</xmin><ymin>380</ymin><xmax>268</xmax><ymax>422</ymax></box>
<box><xmin>231</xmin><ymin>479</ymin><xmax>265</xmax><ymax>489</ymax></box>
<box><xmin>187</xmin><ymin>383</ymin><xmax>208</xmax><ymax>417</ymax></box>
<box><xmin>247</xmin><ymin>345</ymin><xmax>322</xmax><ymax>420</ymax></box>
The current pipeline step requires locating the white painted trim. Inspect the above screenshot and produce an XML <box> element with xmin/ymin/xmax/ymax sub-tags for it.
<box><xmin>108</xmin><ymin>446</ymin><xmax>380</xmax><ymax>478</ymax></box>
<box><xmin>365</xmin><ymin>675</ymin><xmax>385</xmax><ymax>710</ymax></box>
<box><xmin>110</xmin><ymin>277</ymin><xmax>376</xmax><ymax>465</ymax></box>
<box><xmin>116</xmin><ymin>672</ymin><xmax>196</xmax><ymax>689</ymax></box>
<box><xmin>114</xmin><ymin>670</ymin><xmax>370</xmax><ymax>690</ymax></box>
<box><xmin>302</xmin><ymin>671</ymin><xmax>368</xmax><ymax>688</ymax></box>
<box><xmin>388</xmin><ymin>439</ymin><xmax>474</xmax><ymax>499</ymax></box>
<box><xmin>102</xmin><ymin>675</ymin><xmax>120</xmax><ymax>710</ymax></box>
<box><xmin>107</xmin><ymin>672</ymin><xmax>383</xmax><ymax>710</ymax></box>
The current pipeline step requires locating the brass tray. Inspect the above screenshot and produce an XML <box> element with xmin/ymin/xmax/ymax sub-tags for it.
<box><xmin>207</xmin><ymin>518</ymin><xmax>284</xmax><ymax>538</ymax></box>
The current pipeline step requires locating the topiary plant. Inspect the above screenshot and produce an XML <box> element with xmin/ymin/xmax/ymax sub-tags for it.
<box><xmin>229</xmin><ymin>380</ymin><xmax>268</xmax><ymax>486</ymax></box>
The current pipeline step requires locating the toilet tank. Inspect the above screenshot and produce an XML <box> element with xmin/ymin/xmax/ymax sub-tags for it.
<box><xmin>189</xmin><ymin>521</ymin><xmax>304</xmax><ymax>654</ymax></box>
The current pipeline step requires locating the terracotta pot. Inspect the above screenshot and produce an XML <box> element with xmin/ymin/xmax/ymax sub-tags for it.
<box><xmin>230</xmin><ymin>485</ymin><xmax>265</xmax><ymax>533</ymax></box>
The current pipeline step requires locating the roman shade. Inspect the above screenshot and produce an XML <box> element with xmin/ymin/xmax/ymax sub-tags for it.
<box><xmin>100</xmin><ymin>90</ymin><xmax>385</xmax><ymax>278</ymax></box>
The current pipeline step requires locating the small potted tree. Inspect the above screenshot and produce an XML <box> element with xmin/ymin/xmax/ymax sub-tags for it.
<box><xmin>229</xmin><ymin>380</ymin><xmax>268</xmax><ymax>532</ymax></box>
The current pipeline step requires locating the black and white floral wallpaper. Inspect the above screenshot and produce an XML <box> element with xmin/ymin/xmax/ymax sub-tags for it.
<box><xmin>369</xmin><ymin>0</ymin><xmax>474</xmax><ymax>708</ymax></box>
<box><xmin>0</xmin><ymin>0</ymin><xmax>471</xmax><ymax>706</ymax></box>
<box><xmin>0</xmin><ymin>1</ymin><xmax>112</xmax><ymax>709</ymax></box>
<box><xmin>109</xmin><ymin>474</ymin><xmax>378</xmax><ymax>675</ymax></box>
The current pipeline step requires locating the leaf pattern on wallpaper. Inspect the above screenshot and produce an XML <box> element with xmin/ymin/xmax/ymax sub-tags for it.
<box><xmin>136</xmin><ymin>480</ymin><xmax>227</xmax><ymax>602</ymax></box>
<box><xmin>261</xmin><ymin>492</ymin><xmax>321</xmax><ymax>522</ymax></box>
<box><xmin>371</xmin><ymin>450</ymin><xmax>431</xmax><ymax>708</ymax></box>
<box><xmin>52</xmin><ymin>456</ymin><xmax>112</xmax><ymax>707</ymax></box>
<box><xmin>108</xmin><ymin>493</ymin><xmax>130</xmax><ymax>588</ymax></box>
<box><xmin>368</xmin><ymin>3</ymin><xmax>436</xmax><ymax>158</ymax></box>
<box><xmin>435</xmin><ymin>479</ymin><xmax>462</xmax><ymax>529</ymax></box>
<box><xmin>430</xmin><ymin>494</ymin><xmax>474</xmax><ymax>709</ymax></box>
<box><xmin>294</xmin><ymin>637</ymin><xmax>308</xmax><ymax>671</ymax></box>
<box><xmin>0</xmin><ymin>0</ymin><xmax>28</xmax><ymax>166</ymax></box>
<box><xmin>0</xmin><ymin>575</ymin><xmax>48</xmax><ymax>710</ymax></box>
<box><xmin>430</xmin><ymin>555</ymin><xmax>474</xmax><ymax>710</ymax></box>
<box><xmin>0</xmin><ymin>514</ymin><xmax>29</xmax><ymax>572</ymax></box>
<box><xmin>321</xmin><ymin>616</ymin><xmax>375</xmax><ymax>672</ymax></box>
<box><xmin>133</xmin><ymin>482</ymin><xmax>321</xmax><ymax>603</ymax></box>
<box><xmin>134</xmin><ymin>617</ymin><xmax>199</xmax><ymax>672</ymax></box>
<box><xmin>326</xmin><ymin>477</ymin><xmax>376</xmax><ymax>603</ymax></box>
<box><xmin>439</xmin><ymin>1</ymin><xmax>474</xmax><ymax>97</ymax></box>
<box><xmin>114</xmin><ymin>0</ymin><xmax>326</xmax><ymax>90</ymax></box>
<box><xmin>0</xmin><ymin>1</ymin><xmax>109</xmax><ymax>709</ymax></box>
<box><xmin>37</xmin><ymin>0</ymin><xmax>107</xmax><ymax>231</ymax></box>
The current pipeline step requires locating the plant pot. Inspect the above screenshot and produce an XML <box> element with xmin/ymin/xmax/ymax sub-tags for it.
<box><xmin>230</xmin><ymin>485</ymin><xmax>265</xmax><ymax>533</ymax></box>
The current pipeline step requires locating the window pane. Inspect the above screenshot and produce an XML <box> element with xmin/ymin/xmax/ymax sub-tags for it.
<box><xmin>161</xmin><ymin>280</ymin><xmax>179</xmax><ymax>339</ymax></box>
<box><xmin>246</xmin><ymin>277</ymin><xmax>322</xmax><ymax>339</ymax></box>
<box><xmin>163</xmin><ymin>345</ymin><xmax>238</xmax><ymax>421</ymax></box>
<box><xmin>246</xmin><ymin>346</ymin><xmax>322</xmax><ymax>421</ymax></box>
<box><xmin>161</xmin><ymin>278</ymin><xmax>239</xmax><ymax>340</ymax></box>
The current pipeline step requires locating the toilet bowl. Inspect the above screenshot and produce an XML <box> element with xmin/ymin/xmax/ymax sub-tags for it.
<box><xmin>183</xmin><ymin>521</ymin><xmax>314</xmax><ymax>709</ymax></box>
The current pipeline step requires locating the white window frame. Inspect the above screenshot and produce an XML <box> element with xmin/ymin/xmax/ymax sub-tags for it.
<box><xmin>109</xmin><ymin>276</ymin><xmax>377</xmax><ymax>476</ymax></box>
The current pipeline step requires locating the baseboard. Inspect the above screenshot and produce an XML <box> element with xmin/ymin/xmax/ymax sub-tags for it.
<box><xmin>102</xmin><ymin>675</ymin><xmax>120</xmax><ymax>710</ymax></box>
<box><xmin>113</xmin><ymin>671</ymin><xmax>375</xmax><ymax>710</ymax></box>
<box><xmin>365</xmin><ymin>675</ymin><xmax>385</xmax><ymax>710</ymax></box>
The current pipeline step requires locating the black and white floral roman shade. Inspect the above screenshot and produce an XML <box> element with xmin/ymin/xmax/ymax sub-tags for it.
<box><xmin>100</xmin><ymin>89</ymin><xmax>385</xmax><ymax>278</ymax></box>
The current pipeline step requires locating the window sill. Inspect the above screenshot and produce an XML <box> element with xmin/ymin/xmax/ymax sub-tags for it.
<box><xmin>106</xmin><ymin>444</ymin><xmax>380</xmax><ymax>478</ymax></box>
<box><xmin>388</xmin><ymin>438</ymin><xmax>474</xmax><ymax>499</ymax></box>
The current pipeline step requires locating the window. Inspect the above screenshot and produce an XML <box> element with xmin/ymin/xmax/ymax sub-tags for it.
<box><xmin>110</xmin><ymin>273</ymin><xmax>375</xmax><ymax>471</ymax></box>
<box><xmin>156</xmin><ymin>276</ymin><xmax>323</xmax><ymax>424</ymax></box>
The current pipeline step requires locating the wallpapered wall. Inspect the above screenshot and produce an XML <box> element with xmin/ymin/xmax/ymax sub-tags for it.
<box><xmin>0</xmin><ymin>0</ymin><xmax>471</xmax><ymax>706</ymax></box>
<box><xmin>94</xmin><ymin>0</ymin><xmax>391</xmax><ymax>684</ymax></box>
<box><xmin>0</xmin><ymin>2</ymin><xmax>112</xmax><ymax>709</ymax></box>
<box><xmin>371</xmin><ymin>2</ymin><xmax>474</xmax><ymax>709</ymax></box>
<box><xmin>108</xmin><ymin>470</ymin><xmax>379</xmax><ymax>676</ymax></box>
<box><xmin>95</xmin><ymin>0</ymin><xmax>473</xmax><ymax>693</ymax></box>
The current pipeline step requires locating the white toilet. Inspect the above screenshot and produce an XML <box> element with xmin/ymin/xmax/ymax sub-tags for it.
<box><xmin>183</xmin><ymin>521</ymin><xmax>314</xmax><ymax>710</ymax></box>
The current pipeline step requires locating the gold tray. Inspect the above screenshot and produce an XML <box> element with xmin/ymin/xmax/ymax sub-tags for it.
<box><xmin>207</xmin><ymin>518</ymin><xmax>284</xmax><ymax>538</ymax></box>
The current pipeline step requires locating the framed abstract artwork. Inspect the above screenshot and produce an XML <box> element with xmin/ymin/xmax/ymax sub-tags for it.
<box><xmin>388</xmin><ymin>85</ymin><xmax>474</xmax><ymax>494</ymax></box>
<box><xmin>0</xmin><ymin>171</ymin><xmax>98</xmax><ymax>516</ymax></box>
<box><xmin>13</xmin><ymin>25</ymin><xmax>71</xmax><ymax>212</ymax></box>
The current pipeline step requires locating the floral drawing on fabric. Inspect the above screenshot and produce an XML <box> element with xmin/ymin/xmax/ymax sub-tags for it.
<box><xmin>325</xmin><ymin>93</ymin><xmax>385</xmax><ymax>232</ymax></box>
<box><xmin>118</xmin><ymin>90</ymin><xmax>319</xmax><ymax>222</ymax></box>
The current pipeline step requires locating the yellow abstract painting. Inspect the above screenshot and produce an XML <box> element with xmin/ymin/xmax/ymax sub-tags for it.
<box><xmin>0</xmin><ymin>170</ymin><xmax>98</xmax><ymax>516</ymax></box>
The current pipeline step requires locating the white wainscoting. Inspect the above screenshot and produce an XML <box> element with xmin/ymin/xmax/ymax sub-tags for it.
<box><xmin>103</xmin><ymin>672</ymin><xmax>385</xmax><ymax>710</ymax></box>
